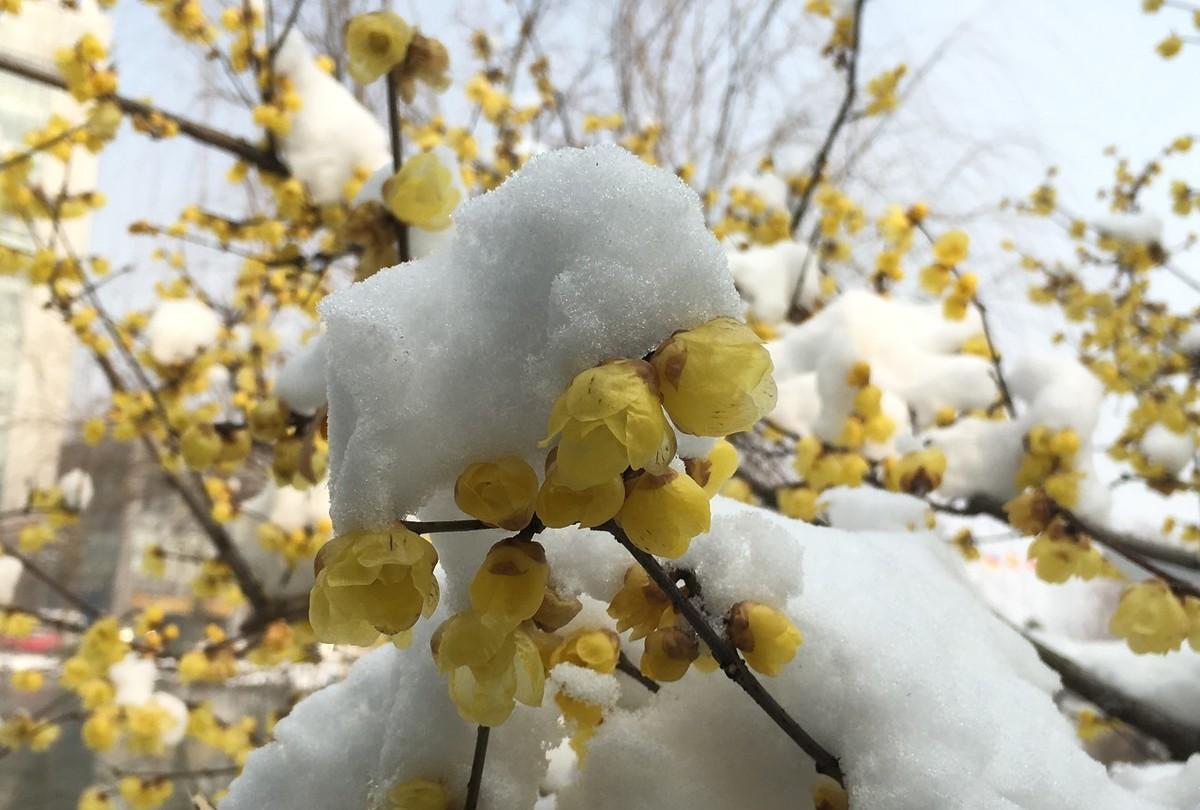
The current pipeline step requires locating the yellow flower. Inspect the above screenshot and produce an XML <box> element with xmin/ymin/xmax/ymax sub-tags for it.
<box><xmin>727</xmin><ymin>601</ymin><xmax>803</xmax><ymax>676</ymax></box>
<box><xmin>1157</xmin><ymin>33</ymin><xmax>1183</xmax><ymax>59</ymax></box>
<box><xmin>81</xmin><ymin>705</ymin><xmax>119</xmax><ymax>752</ymax></box>
<box><xmin>777</xmin><ymin>487</ymin><xmax>821</xmax><ymax>521</ymax></box>
<box><xmin>811</xmin><ymin>775</ymin><xmax>849</xmax><ymax>810</ymax></box>
<box><xmin>640</xmin><ymin>615</ymin><xmax>699</xmax><ymax>682</ymax></box>
<box><xmin>883</xmin><ymin>448</ymin><xmax>946</xmax><ymax>495</ymax></box>
<box><xmin>1110</xmin><ymin>580</ymin><xmax>1190</xmax><ymax>654</ymax></box>
<box><xmin>393</xmin><ymin>32</ymin><xmax>452</xmax><ymax>103</ymax></box>
<box><xmin>455</xmin><ymin>457</ymin><xmax>538</xmax><ymax>530</ymax></box>
<box><xmin>932</xmin><ymin>230</ymin><xmax>969</xmax><ymax>266</ymax></box>
<box><xmin>309</xmin><ymin>528</ymin><xmax>439</xmax><ymax>645</ymax></box>
<box><xmin>650</xmin><ymin>317</ymin><xmax>777</xmax><ymax>436</ymax></box>
<box><xmin>470</xmin><ymin>539</ymin><xmax>549</xmax><ymax>628</ymax></box>
<box><xmin>383</xmin><ymin>152</ymin><xmax>461</xmax><ymax>231</ymax></box>
<box><xmin>1004</xmin><ymin>489</ymin><xmax>1057</xmax><ymax>535</ymax></box>
<box><xmin>607</xmin><ymin>565</ymin><xmax>671</xmax><ymax>640</ymax></box>
<box><xmin>617</xmin><ymin>470</ymin><xmax>711</xmax><ymax>559</ymax></box>
<box><xmin>550</xmin><ymin>628</ymin><xmax>620</xmax><ymax>673</ymax></box>
<box><xmin>535</xmin><ymin>464</ymin><xmax>625</xmax><ymax>528</ymax></box>
<box><xmin>119</xmin><ymin>776</ymin><xmax>173</xmax><ymax>810</ymax></box>
<box><xmin>683</xmin><ymin>438</ymin><xmax>739</xmax><ymax>498</ymax></box>
<box><xmin>386</xmin><ymin>779</ymin><xmax>448</xmax><ymax>810</ymax></box>
<box><xmin>11</xmin><ymin>669</ymin><xmax>44</xmax><ymax>692</ymax></box>
<box><xmin>180</xmin><ymin>424</ymin><xmax>221</xmax><ymax>469</ymax></box>
<box><xmin>541</xmin><ymin>359</ymin><xmax>676</xmax><ymax>490</ymax></box>
<box><xmin>431</xmin><ymin>611</ymin><xmax>545</xmax><ymax>725</ymax></box>
<box><xmin>78</xmin><ymin>787</ymin><xmax>113</xmax><ymax>810</ymax></box>
<box><xmin>345</xmin><ymin>11</ymin><xmax>413</xmax><ymax>84</ymax></box>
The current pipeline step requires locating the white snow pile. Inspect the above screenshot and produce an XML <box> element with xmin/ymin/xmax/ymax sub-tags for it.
<box><xmin>820</xmin><ymin>485</ymin><xmax>931</xmax><ymax>532</ymax></box>
<box><xmin>928</xmin><ymin>352</ymin><xmax>1111</xmax><ymax>520</ymax></box>
<box><xmin>276</xmin><ymin>334</ymin><xmax>328</xmax><ymax>415</ymax></box>
<box><xmin>223</xmin><ymin>499</ymin><xmax>1183</xmax><ymax>809</ymax></box>
<box><xmin>145</xmin><ymin>298</ymin><xmax>221</xmax><ymax>365</ymax></box>
<box><xmin>320</xmin><ymin>145</ymin><xmax>740</xmax><ymax>531</ymax></box>
<box><xmin>726</xmin><ymin>239</ymin><xmax>820</xmax><ymax>326</ymax></box>
<box><xmin>57</xmin><ymin>468</ymin><xmax>94</xmax><ymax>512</ymax></box>
<box><xmin>266</xmin><ymin>480</ymin><xmax>331</xmax><ymax>533</ymax></box>
<box><xmin>1139</xmin><ymin>423</ymin><xmax>1195</xmax><ymax>477</ymax></box>
<box><xmin>1094</xmin><ymin>212</ymin><xmax>1164</xmax><ymax>245</ymax></box>
<box><xmin>769</xmin><ymin>290</ymin><xmax>993</xmax><ymax>444</ymax></box>
<box><xmin>221</xmin><ymin>615</ymin><xmax>559</xmax><ymax>810</ymax></box>
<box><xmin>0</xmin><ymin>555</ymin><xmax>22</xmax><ymax>604</ymax></box>
<box><xmin>274</xmin><ymin>34</ymin><xmax>390</xmax><ymax>204</ymax></box>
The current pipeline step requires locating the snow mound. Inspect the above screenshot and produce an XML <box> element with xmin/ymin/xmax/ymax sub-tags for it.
<box><xmin>220</xmin><ymin>618</ymin><xmax>557</xmax><ymax>810</ymax></box>
<box><xmin>549</xmin><ymin>499</ymin><xmax>1168</xmax><ymax>810</ymax></box>
<box><xmin>276</xmin><ymin>335</ymin><xmax>328</xmax><ymax>416</ymax></box>
<box><xmin>275</xmin><ymin>34</ymin><xmax>390</xmax><ymax>204</ymax></box>
<box><xmin>1094</xmin><ymin>212</ymin><xmax>1163</xmax><ymax>244</ymax></box>
<box><xmin>145</xmin><ymin>298</ymin><xmax>220</xmax><ymax>365</ymax></box>
<box><xmin>321</xmin><ymin>145</ymin><xmax>740</xmax><ymax>530</ymax></box>
<box><xmin>726</xmin><ymin>240</ymin><xmax>820</xmax><ymax>325</ymax></box>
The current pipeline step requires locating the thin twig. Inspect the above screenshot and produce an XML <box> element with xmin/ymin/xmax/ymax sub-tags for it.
<box><xmin>0</xmin><ymin>540</ymin><xmax>102</xmax><ymax>619</ymax></box>
<box><xmin>384</xmin><ymin>72</ymin><xmax>410</xmax><ymax>263</ymax></box>
<box><xmin>400</xmin><ymin>519</ymin><xmax>493</xmax><ymax>534</ymax></box>
<box><xmin>1020</xmin><ymin>628</ymin><xmax>1200</xmax><ymax>760</ymax></box>
<box><xmin>616</xmin><ymin>650</ymin><xmax>660</xmax><ymax>693</ymax></box>
<box><xmin>463</xmin><ymin>725</ymin><xmax>491</xmax><ymax>810</ymax></box>
<box><xmin>787</xmin><ymin>0</ymin><xmax>867</xmax><ymax>236</ymax></box>
<box><xmin>601</xmin><ymin>521</ymin><xmax>844</xmax><ymax>782</ymax></box>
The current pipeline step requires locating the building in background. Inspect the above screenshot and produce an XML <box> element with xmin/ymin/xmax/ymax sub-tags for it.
<box><xmin>0</xmin><ymin>1</ymin><xmax>110</xmax><ymax>510</ymax></box>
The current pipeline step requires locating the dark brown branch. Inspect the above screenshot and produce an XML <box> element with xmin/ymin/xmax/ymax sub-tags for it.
<box><xmin>616</xmin><ymin>650</ymin><xmax>660</xmax><ymax>693</ymax></box>
<box><xmin>1022</xmin><ymin>630</ymin><xmax>1200</xmax><ymax>760</ymax></box>
<box><xmin>384</xmin><ymin>72</ymin><xmax>410</xmax><ymax>263</ymax></box>
<box><xmin>601</xmin><ymin>521</ymin><xmax>844</xmax><ymax>783</ymax></box>
<box><xmin>400</xmin><ymin>519</ymin><xmax>494</xmax><ymax>534</ymax></box>
<box><xmin>787</xmin><ymin>0</ymin><xmax>867</xmax><ymax>236</ymax></box>
<box><xmin>463</xmin><ymin>725</ymin><xmax>490</xmax><ymax>810</ymax></box>
<box><xmin>0</xmin><ymin>540</ymin><xmax>102</xmax><ymax>619</ymax></box>
<box><xmin>0</xmin><ymin>51</ymin><xmax>287</xmax><ymax>175</ymax></box>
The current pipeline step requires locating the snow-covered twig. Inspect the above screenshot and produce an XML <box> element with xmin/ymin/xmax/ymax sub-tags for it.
<box><xmin>601</xmin><ymin>521</ymin><xmax>845</xmax><ymax>783</ymax></box>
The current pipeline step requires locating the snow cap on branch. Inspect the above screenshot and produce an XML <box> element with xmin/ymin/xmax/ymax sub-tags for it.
<box><xmin>320</xmin><ymin>145</ymin><xmax>740</xmax><ymax>531</ymax></box>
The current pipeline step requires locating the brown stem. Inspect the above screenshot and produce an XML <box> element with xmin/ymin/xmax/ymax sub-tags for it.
<box><xmin>0</xmin><ymin>51</ymin><xmax>287</xmax><ymax>174</ymax></box>
<box><xmin>463</xmin><ymin>725</ymin><xmax>490</xmax><ymax>810</ymax></box>
<box><xmin>602</xmin><ymin>521</ymin><xmax>844</xmax><ymax>783</ymax></box>
<box><xmin>400</xmin><ymin>519</ymin><xmax>493</xmax><ymax>534</ymax></box>
<box><xmin>1021</xmin><ymin>629</ymin><xmax>1200</xmax><ymax>760</ymax></box>
<box><xmin>787</xmin><ymin>0</ymin><xmax>867</xmax><ymax>236</ymax></box>
<box><xmin>385</xmin><ymin>71</ymin><xmax>410</xmax><ymax>263</ymax></box>
<box><xmin>0</xmin><ymin>603</ymin><xmax>89</xmax><ymax>633</ymax></box>
<box><xmin>616</xmin><ymin>650</ymin><xmax>660</xmax><ymax>693</ymax></box>
<box><xmin>0</xmin><ymin>540</ymin><xmax>102</xmax><ymax>619</ymax></box>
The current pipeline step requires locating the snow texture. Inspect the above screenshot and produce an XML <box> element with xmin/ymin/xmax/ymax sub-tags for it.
<box><xmin>275</xmin><ymin>34</ymin><xmax>390</xmax><ymax>204</ymax></box>
<box><xmin>145</xmin><ymin>298</ymin><xmax>221</xmax><ymax>365</ymax></box>
<box><xmin>726</xmin><ymin>240</ymin><xmax>820</xmax><ymax>325</ymax></box>
<box><xmin>820</xmin><ymin>485</ymin><xmax>931</xmax><ymax>532</ymax></box>
<box><xmin>276</xmin><ymin>335</ymin><xmax>328</xmax><ymax>415</ymax></box>
<box><xmin>1094</xmin><ymin>212</ymin><xmax>1164</xmax><ymax>244</ymax></box>
<box><xmin>57</xmin><ymin>468</ymin><xmax>94</xmax><ymax>512</ymax></box>
<box><xmin>221</xmin><ymin>616</ymin><xmax>558</xmax><ymax>810</ymax></box>
<box><xmin>320</xmin><ymin>145</ymin><xmax>740</xmax><ymax>531</ymax></box>
<box><xmin>225</xmin><ymin>499</ymin><xmax>1183</xmax><ymax>809</ymax></box>
<box><xmin>1140</xmin><ymin>424</ymin><xmax>1195</xmax><ymax>477</ymax></box>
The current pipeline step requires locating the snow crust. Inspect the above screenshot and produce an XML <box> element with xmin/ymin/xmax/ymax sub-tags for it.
<box><xmin>227</xmin><ymin>500</ymin><xmax>1181</xmax><ymax>809</ymax></box>
<box><xmin>320</xmin><ymin>145</ymin><xmax>740</xmax><ymax>530</ymax></box>
<box><xmin>275</xmin><ymin>34</ymin><xmax>390</xmax><ymax>204</ymax></box>
<box><xmin>145</xmin><ymin>298</ymin><xmax>221</xmax><ymax>365</ymax></box>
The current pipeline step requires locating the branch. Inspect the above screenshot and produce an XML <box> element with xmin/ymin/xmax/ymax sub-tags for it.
<box><xmin>601</xmin><ymin>521</ymin><xmax>844</xmax><ymax>782</ymax></box>
<box><xmin>400</xmin><ymin>519</ymin><xmax>493</xmax><ymax>534</ymax></box>
<box><xmin>384</xmin><ymin>72</ymin><xmax>410</xmax><ymax>263</ymax></box>
<box><xmin>0</xmin><ymin>52</ymin><xmax>287</xmax><ymax>175</ymax></box>
<box><xmin>616</xmin><ymin>650</ymin><xmax>660</xmax><ymax>693</ymax></box>
<box><xmin>787</xmin><ymin>0</ymin><xmax>867</xmax><ymax>236</ymax></box>
<box><xmin>0</xmin><ymin>540</ymin><xmax>102</xmax><ymax>620</ymax></box>
<box><xmin>0</xmin><ymin>603</ymin><xmax>88</xmax><ymax>633</ymax></box>
<box><xmin>463</xmin><ymin>725</ymin><xmax>490</xmax><ymax>810</ymax></box>
<box><xmin>1021</xmin><ymin>630</ymin><xmax>1200</xmax><ymax>760</ymax></box>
